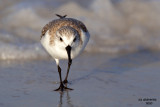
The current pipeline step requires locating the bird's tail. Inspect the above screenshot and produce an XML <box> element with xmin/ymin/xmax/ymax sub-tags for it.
<box><xmin>56</xmin><ymin>14</ymin><xmax>67</xmax><ymax>19</ymax></box>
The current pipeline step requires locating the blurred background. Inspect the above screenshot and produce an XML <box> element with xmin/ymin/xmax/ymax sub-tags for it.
<box><xmin>0</xmin><ymin>0</ymin><xmax>160</xmax><ymax>60</ymax></box>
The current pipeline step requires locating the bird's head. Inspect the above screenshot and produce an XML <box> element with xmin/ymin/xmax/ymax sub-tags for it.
<box><xmin>55</xmin><ymin>26</ymin><xmax>80</xmax><ymax>62</ymax></box>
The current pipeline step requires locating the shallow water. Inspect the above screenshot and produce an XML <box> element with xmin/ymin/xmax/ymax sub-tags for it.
<box><xmin>0</xmin><ymin>51</ymin><xmax>160</xmax><ymax>107</ymax></box>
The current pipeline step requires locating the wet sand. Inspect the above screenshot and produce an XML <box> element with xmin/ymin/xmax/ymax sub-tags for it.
<box><xmin>0</xmin><ymin>51</ymin><xmax>160</xmax><ymax>107</ymax></box>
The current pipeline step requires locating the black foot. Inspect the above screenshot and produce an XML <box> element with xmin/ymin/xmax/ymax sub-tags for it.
<box><xmin>63</xmin><ymin>79</ymin><xmax>68</xmax><ymax>84</ymax></box>
<box><xmin>54</xmin><ymin>83</ymin><xmax>73</xmax><ymax>91</ymax></box>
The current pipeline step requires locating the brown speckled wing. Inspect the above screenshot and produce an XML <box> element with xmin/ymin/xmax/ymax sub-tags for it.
<box><xmin>41</xmin><ymin>20</ymin><xmax>56</xmax><ymax>39</ymax></box>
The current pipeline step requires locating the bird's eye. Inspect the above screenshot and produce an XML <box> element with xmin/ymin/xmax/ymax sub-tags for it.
<box><xmin>60</xmin><ymin>37</ymin><xmax>63</xmax><ymax>42</ymax></box>
<box><xmin>73</xmin><ymin>38</ymin><xmax>76</xmax><ymax>42</ymax></box>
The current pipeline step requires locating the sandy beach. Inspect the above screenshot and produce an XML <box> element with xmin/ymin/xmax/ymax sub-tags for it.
<box><xmin>0</xmin><ymin>51</ymin><xmax>160</xmax><ymax>107</ymax></box>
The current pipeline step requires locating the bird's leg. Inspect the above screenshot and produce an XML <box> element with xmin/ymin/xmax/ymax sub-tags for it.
<box><xmin>63</xmin><ymin>59</ymin><xmax>72</xmax><ymax>84</ymax></box>
<box><xmin>54</xmin><ymin>59</ymin><xmax>73</xmax><ymax>91</ymax></box>
<box><xmin>54</xmin><ymin>65</ymin><xmax>64</xmax><ymax>91</ymax></box>
<box><xmin>54</xmin><ymin>65</ymin><xmax>73</xmax><ymax>91</ymax></box>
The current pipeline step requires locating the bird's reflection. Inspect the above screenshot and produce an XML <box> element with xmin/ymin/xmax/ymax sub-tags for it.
<box><xmin>66</xmin><ymin>91</ymin><xmax>73</xmax><ymax>107</ymax></box>
<box><xmin>58</xmin><ymin>92</ymin><xmax>63</xmax><ymax>106</ymax></box>
<box><xmin>57</xmin><ymin>85</ymin><xmax>74</xmax><ymax>107</ymax></box>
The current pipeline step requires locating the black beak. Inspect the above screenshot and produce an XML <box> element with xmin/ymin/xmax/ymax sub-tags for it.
<box><xmin>65</xmin><ymin>45</ymin><xmax>72</xmax><ymax>64</ymax></box>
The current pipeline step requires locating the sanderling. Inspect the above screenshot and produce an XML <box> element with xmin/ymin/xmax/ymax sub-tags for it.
<box><xmin>40</xmin><ymin>14</ymin><xmax>90</xmax><ymax>91</ymax></box>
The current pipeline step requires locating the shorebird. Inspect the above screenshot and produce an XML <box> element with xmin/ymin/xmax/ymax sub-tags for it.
<box><xmin>40</xmin><ymin>14</ymin><xmax>90</xmax><ymax>91</ymax></box>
